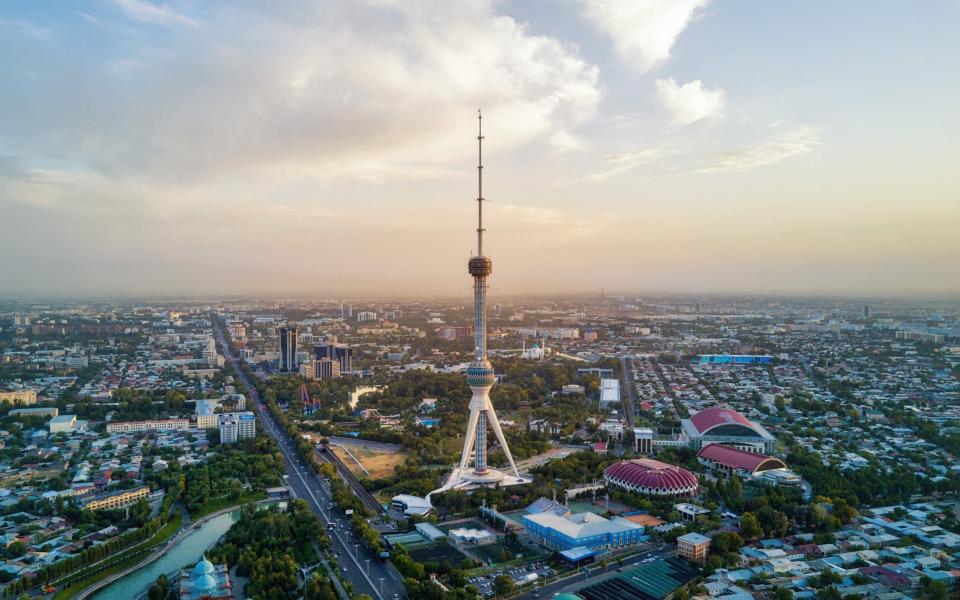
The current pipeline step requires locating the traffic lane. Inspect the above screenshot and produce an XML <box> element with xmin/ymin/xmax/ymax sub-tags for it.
<box><xmin>270</xmin><ymin>419</ymin><xmax>393</xmax><ymax>600</ymax></box>
<box><xmin>215</xmin><ymin>321</ymin><xmax>405</xmax><ymax>597</ymax></box>
<box><xmin>253</xmin><ymin>389</ymin><xmax>405</xmax><ymax>598</ymax></box>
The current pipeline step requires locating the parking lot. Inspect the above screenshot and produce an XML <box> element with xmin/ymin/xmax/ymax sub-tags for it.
<box><xmin>467</xmin><ymin>563</ymin><xmax>554</xmax><ymax>597</ymax></box>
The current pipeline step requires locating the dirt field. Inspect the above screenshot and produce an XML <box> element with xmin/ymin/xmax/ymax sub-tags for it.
<box><xmin>330</xmin><ymin>445</ymin><xmax>407</xmax><ymax>480</ymax></box>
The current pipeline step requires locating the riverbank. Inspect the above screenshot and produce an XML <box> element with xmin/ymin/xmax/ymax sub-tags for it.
<box><xmin>69</xmin><ymin>499</ymin><xmax>273</xmax><ymax>600</ymax></box>
<box><xmin>49</xmin><ymin>516</ymin><xmax>182</xmax><ymax>600</ymax></box>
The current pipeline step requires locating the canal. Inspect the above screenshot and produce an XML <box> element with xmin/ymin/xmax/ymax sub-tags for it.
<box><xmin>90</xmin><ymin>509</ymin><xmax>240</xmax><ymax>599</ymax></box>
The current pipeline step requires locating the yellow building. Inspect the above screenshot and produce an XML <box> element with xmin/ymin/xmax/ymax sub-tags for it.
<box><xmin>0</xmin><ymin>390</ymin><xmax>37</xmax><ymax>405</ymax></box>
<box><xmin>84</xmin><ymin>487</ymin><xmax>150</xmax><ymax>511</ymax></box>
<box><xmin>677</xmin><ymin>532</ymin><xmax>711</xmax><ymax>564</ymax></box>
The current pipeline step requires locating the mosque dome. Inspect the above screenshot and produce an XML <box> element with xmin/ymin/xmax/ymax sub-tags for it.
<box><xmin>192</xmin><ymin>555</ymin><xmax>215</xmax><ymax>577</ymax></box>
<box><xmin>194</xmin><ymin>573</ymin><xmax>219</xmax><ymax>593</ymax></box>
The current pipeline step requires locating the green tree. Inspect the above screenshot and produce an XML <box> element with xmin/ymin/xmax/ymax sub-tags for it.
<box><xmin>776</xmin><ymin>588</ymin><xmax>794</xmax><ymax>600</ymax></box>
<box><xmin>493</xmin><ymin>575</ymin><xmax>514</xmax><ymax>598</ymax></box>
<box><xmin>739</xmin><ymin>512</ymin><xmax>763</xmax><ymax>540</ymax></box>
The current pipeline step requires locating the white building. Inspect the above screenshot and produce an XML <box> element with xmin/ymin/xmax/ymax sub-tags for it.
<box><xmin>218</xmin><ymin>412</ymin><xmax>255</xmax><ymax>444</ymax></box>
<box><xmin>106</xmin><ymin>419</ymin><xmax>190</xmax><ymax>434</ymax></box>
<box><xmin>49</xmin><ymin>414</ymin><xmax>78</xmax><ymax>433</ymax></box>
<box><xmin>600</xmin><ymin>379</ymin><xmax>621</xmax><ymax>407</ymax></box>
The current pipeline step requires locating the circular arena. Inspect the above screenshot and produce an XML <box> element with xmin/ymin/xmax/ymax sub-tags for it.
<box><xmin>604</xmin><ymin>458</ymin><xmax>699</xmax><ymax>496</ymax></box>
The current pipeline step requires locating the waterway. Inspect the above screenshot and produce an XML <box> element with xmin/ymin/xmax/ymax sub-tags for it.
<box><xmin>348</xmin><ymin>385</ymin><xmax>383</xmax><ymax>410</ymax></box>
<box><xmin>89</xmin><ymin>509</ymin><xmax>240</xmax><ymax>600</ymax></box>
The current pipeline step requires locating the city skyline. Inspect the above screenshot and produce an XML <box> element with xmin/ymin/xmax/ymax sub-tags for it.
<box><xmin>2</xmin><ymin>1</ymin><xmax>959</xmax><ymax>298</ymax></box>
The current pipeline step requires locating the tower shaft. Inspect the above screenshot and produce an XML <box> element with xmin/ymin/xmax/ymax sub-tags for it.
<box><xmin>452</xmin><ymin>111</ymin><xmax>522</xmax><ymax>486</ymax></box>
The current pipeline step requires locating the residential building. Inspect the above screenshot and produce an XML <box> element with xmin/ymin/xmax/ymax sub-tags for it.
<box><xmin>0</xmin><ymin>389</ymin><xmax>37</xmax><ymax>405</ymax></box>
<box><xmin>218</xmin><ymin>412</ymin><xmax>255</xmax><ymax>444</ymax></box>
<box><xmin>83</xmin><ymin>486</ymin><xmax>150</xmax><ymax>511</ymax></box>
<box><xmin>106</xmin><ymin>418</ymin><xmax>190</xmax><ymax>433</ymax></box>
<box><xmin>10</xmin><ymin>407</ymin><xmax>59</xmax><ymax>418</ymax></box>
<box><xmin>677</xmin><ymin>532</ymin><xmax>711</xmax><ymax>564</ymax></box>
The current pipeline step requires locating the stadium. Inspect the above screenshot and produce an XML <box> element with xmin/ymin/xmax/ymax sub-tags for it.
<box><xmin>603</xmin><ymin>458</ymin><xmax>699</xmax><ymax>496</ymax></box>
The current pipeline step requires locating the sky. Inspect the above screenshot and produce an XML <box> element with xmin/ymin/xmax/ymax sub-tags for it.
<box><xmin>1</xmin><ymin>0</ymin><xmax>958</xmax><ymax>298</ymax></box>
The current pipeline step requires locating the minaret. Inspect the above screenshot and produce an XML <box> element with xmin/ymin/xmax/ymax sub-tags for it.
<box><xmin>453</xmin><ymin>111</ymin><xmax>522</xmax><ymax>484</ymax></box>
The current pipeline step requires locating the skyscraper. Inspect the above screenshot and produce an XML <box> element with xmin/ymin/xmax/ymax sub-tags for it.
<box><xmin>314</xmin><ymin>339</ymin><xmax>352</xmax><ymax>374</ymax></box>
<box><xmin>437</xmin><ymin>112</ymin><xmax>527</xmax><ymax>492</ymax></box>
<box><xmin>278</xmin><ymin>326</ymin><xmax>298</xmax><ymax>372</ymax></box>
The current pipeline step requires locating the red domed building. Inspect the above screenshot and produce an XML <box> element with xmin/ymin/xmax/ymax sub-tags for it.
<box><xmin>603</xmin><ymin>458</ymin><xmax>699</xmax><ymax>496</ymax></box>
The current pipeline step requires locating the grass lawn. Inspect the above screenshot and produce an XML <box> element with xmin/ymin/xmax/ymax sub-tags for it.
<box><xmin>191</xmin><ymin>490</ymin><xmax>267</xmax><ymax>519</ymax></box>
<box><xmin>330</xmin><ymin>445</ymin><xmax>407</xmax><ymax>479</ymax></box>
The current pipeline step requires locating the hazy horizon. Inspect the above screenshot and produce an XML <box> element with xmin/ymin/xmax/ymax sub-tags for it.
<box><xmin>2</xmin><ymin>1</ymin><xmax>958</xmax><ymax>297</ymax></box>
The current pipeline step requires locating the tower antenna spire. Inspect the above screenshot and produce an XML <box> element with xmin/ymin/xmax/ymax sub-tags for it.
<box><xmin>477</xmin><ymin>109</ymin><xmax>484</xmax><ymax>257</ymax></box>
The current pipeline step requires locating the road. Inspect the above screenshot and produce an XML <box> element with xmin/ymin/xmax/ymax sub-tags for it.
<box><xmin>514</xmin><ymin>544</ymin><xmax>672</xmax><ymax>600</ymax></box>
<box><xmin>620</xmin><ymin>357</ymin><xmax>638</xmax><ymax>428</ymax></box>
<box><xmin>212</xmin><ymin>316</ymin><xmax>406</xmax><ymax>600</ymax></box>
<box><xmin>328</xmin><ymin>435</ymin><xmax>402</xmax><ymax>453</ymax></box>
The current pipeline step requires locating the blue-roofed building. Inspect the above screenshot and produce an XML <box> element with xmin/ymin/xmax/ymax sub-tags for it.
<box><xmin>178</xmin><ymin>555</ymin><xmax>231</xmax><ymax>599</ymax></box>
<box><xmin>521</xmin><ymin>511</ymin><xmax>647</xmax><ymax>551</ymax></box>
<box><xmin>415</xmin><ymin>522</ymin><xmax>446</xmax><ymax>541</ymax></box>
<box><xmin>559</xmin><ymin>546</ymin><xmax>599</xmax><ymax>566</ymax></box>
<box><xmin>525</xmin><ymin>497</ymin><xmax>570</xmax><ymax>517</ymax></box>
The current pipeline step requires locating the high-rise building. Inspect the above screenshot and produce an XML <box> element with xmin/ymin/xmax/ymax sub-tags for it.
<box><xmin>357</xmin><ymin>311</ymin><xmax>377</xmax><ymax>322</ymax></box>
<box><xmin>315</xmin><ymin>358</ymin><xmax>340</xmax><ymax>380</ymax></box>
<box><xmin>864</xmin><ymin>304</ymin><xmax>871</xmax><ymax>319</ymax></box>
<box><xmin>228</xmin><ymin>319</ymin><xmax>246</xmax><ymax>339</ymax></box>
<box><xmin>437</xmin><ymin>112</ymin><xmax>527</xmax><ymax>493</ymax></box>
<box><xmin>314</xmin><ymin>341</ymin><xmax>352</xmax><ymax>374</ymax></box>
<box><xmin>218</xmin><ymin>411</ymin><xmax>255</xmax><ymax>444</ymax></box>
<box><xmin>278</xmin><ymin>326</ymin><xmax>298</xmax><ymax>372</ymax></box>
<box><xmin>219</xmin><ymin>416</ymin><xmax>238</xmax><ymax>444</ymax></box>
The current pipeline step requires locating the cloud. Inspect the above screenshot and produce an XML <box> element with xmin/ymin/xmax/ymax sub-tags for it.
<box><xmin>495</xmin><ymin>203</ymin><xmax>616</xmax><ymax>238</ymax></box>
<box><xmin>585</xmin><ymin>148</ymin><xmax>662</xmax><ymax>181</ymax></box>
<box><xmin>581</xmin><ymin>0</ymin><xmax>709</xmax><ymax>73</ymax></box>
<box><xmin>655</xmin><ymin>78</ymin><xmax>724</xmax><ymax>126</ymax></box>
<box><xmin>700</xmin><ymin>127</ymin><xmax>819</xmax><ymax>172</ymax></box>
<box><xmin>5</xmin><ymin>1</ymin><xmax>599</xmax><ymax>184</ymax></box>
<box><xmin>0</xmin><ymin>18</ymin><xmax>52</xmax><ymax>40</ymax></box>
<box><xmin>108</xmin><ymin>0</ymin><xmax>198</xmax><ymax>27</ymax></box>
<box><xmin>550</xmin><ymin>129</ymin><xmax>584</xmax><ymax>153</ymax></box>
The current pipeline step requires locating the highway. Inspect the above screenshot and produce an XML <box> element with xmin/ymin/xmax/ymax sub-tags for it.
<box><xmin>620</xmin><ymin>357</ymin><xmax>638</xmax><ymax>428</ymax></box>
<box><xmin>212</xmin><ymin>316</ymin><xmax>406</xmax><ymax>600</ymax></box>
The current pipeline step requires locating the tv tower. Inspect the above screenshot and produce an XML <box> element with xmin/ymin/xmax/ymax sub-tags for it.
<box><xmin>442</xmin><ymin>111</ymin><xmax>525</xmax><ymax>489</ymax></box>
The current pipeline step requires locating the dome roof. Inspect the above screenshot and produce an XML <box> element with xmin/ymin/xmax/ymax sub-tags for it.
<box><xmin>604</xmin><ymin>458</ymin><xmax>698</xmax><ymax>495</ymax></box>
<box><xmin>689</xmin><ymin>406</ymin><xmax>756</xmax><ymax>435</ymax></box>
<box><xmin>194</xmin><ymin>573</ymin><xmax>219</xmax><ymax>593</ymax></box>
<box><xmin>192</xmin><ymin>555</ymin><xmax>215</xmax><ymax>578</ymax></box>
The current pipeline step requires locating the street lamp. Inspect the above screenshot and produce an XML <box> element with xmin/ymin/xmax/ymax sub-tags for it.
<box><xmin>379</xmin><ymin>577</ymin><xmax>384</xmax><ymax>598</ymax></box>
<box><xmin>366</xmin><ymin>558</ymin><xmax>371</xmax><ymax>577</ymax></box>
